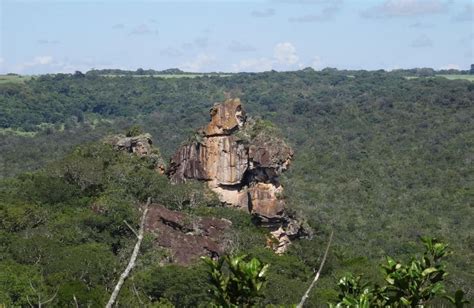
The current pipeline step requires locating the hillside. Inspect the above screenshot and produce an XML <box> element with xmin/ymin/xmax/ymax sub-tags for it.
<box><xmin>0</xmin><ymin>69</ymin><xmax>473</xmax><ymax>306</ymax></box>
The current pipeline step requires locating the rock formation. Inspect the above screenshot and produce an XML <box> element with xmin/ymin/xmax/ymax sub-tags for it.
<box><xmin>145</xmin><ymin>203</ymin><xmax>232</xmax><ymax>265</ymax></box>
<box><xmin>104</xmin><ymin>133</ymin><xmax>166</xmax><ymax>174</ymax></box>
<box><xmin>167</xmin><ymin>98</ymin><xmax>307</xmax><ymax>253</ymax></box>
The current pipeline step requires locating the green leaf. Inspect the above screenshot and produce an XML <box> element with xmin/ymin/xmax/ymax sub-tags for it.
<box><xmin>422</xmin><ymin>267</ymin><xmax>438</xmax><ymax>276</ymax></box>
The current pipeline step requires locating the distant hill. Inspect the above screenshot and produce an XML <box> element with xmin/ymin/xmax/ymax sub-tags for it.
<box><xmin>86</xmin><ymin>68</ymin><xmax>186</xmax><ymax>76</ymax></box>
<box><xmin>85</xmin><ymin>67</ymin><xmax>232</xmax><ymax>76</ymax></box>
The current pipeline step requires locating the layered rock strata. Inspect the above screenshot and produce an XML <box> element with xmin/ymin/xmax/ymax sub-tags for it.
<box><xmin>167</xmin><ymin>98</ymin><xmax>306</xmax><ymax>253</ymax></box>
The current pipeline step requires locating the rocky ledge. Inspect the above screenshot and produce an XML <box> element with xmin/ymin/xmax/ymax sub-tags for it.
<box><xmin>145</xmin><ymin>204</ymin><xmax>231</xmax><ymax>265</ymax></box>
<box><xmin>167</xmin><ymin>98</ymin><xmax>308</xmax><ymax>253</ymax></box>
<box><xmin>104</xmin><ymin>133</ymin><xmax>166</xmax><ymax>174</ymax></box>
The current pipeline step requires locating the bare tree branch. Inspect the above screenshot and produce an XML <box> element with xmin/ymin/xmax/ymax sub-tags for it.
<box><xmin>40</xmin><ymin>290</ymin><xmax>58</xmax><ymax>307</ymax></box>
<box><xmin>26</xmin><ymin>295</ymin><xmax>34</xmax><ymax>308</ymax></box>
<box><xmin>297</xmin><ymin>230</ymin><xmax>334</xmax><ymax>308</ymax></box>
<box><xmin>132</xmin><ymin>279</ymin><xmax>144</xmax><ymax>305</ymax></box>
<box><xmin>123</xmin><ymin>220</ymin><xmax>139</xmax><ymax>238</ymax></box>
<box><xmin>28</xmin><ymin>281</ymin><xmax>58</xmax><ymax>308</ymax></box>
<box><xmin>106</xmin><ymin>197</ymin><xmax>151</xmax><ymax>308</ymax></box>
<box><xmin>73</xmin><ymin>295</ymin><xmax>79</xmax><ymax>308</ymax></box>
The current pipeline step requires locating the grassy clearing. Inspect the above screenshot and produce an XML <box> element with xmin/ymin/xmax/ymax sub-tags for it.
<box><xmin>0</xmin><ymin>128</ymin><xmax>37</xmax><ymax>137</ymax></box>
<box><xmin>405</xmin><ymin>74</ymin><xmax>474</xmax><ymax>81</ymax></box>
<box><xmin>0</xmin><ymin>75</ymin><xmax>32</xmax><ymax>84</ymax></box>
<box><xmin>436</xmin><ymin>74</ymin><xmax>474</xmax><ymax>81</ymax></box>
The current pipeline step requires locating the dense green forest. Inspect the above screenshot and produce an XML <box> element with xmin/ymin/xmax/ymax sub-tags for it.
<box><xmin>0</xmin><ymin>69</ymin><xmax>472</xmax><ymax>306</ymax></box>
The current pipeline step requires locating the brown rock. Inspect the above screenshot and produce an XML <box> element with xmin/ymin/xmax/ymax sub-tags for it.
<box><xmin>249</xmin><ymin>135</ymin><xmax>293</xmax><ymax>174</ymax></box>
<box><xmin>105</xmin><ymin>133</ymin><xmax>166</xmax><ymax>174</ymax></box>
<box><xmin>168</xmin><ymin>135</ymin><xmax>248</xmax><ymax>185</ymax></box>
<box><xmin>106</xmin><ymin>133</ymin><xmax>153</xmax><ymax>156</ymax></box>
<box><xmin>249</xmin><ymin>183</ymin><xmax>285</xmax><ymax>220</ymax></box>
<box><xmin>168</xmin><ymin>143</ymin><xmax>209</xmax><ymax>183</ymax></box>
<box><xmin>204</xmin><ymin>98</ymin><xmax>246</xmax><ymax>136</ymax></box>
<box><xmin>204</xmin><ymin>136</ymin><xmax>248</xmax><ymax>185</ymax></box>
<box><xmin>145</xmin><ymin>204</ymin><xmax>232</xmax><ymax>265</ymax></box>
<box><xmin>167</xmin><ymin>98</ymin><xmax>308</xmax><ymax>254</ymax></box>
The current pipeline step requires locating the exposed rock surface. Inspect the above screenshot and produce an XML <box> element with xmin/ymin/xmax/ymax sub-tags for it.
<box><xmin>145</xmin><ymin>204</ymin><xmax>232</xmax><ymax>265</ymax></box>
<box><xmin>167</xmin><ymin>98</ymin><xmax>307</xmax><ymax>253</ymax></box>
<box><xmin>104</xmin><ymin>133</ymin><xmax>166</xmax><ymax>173</ymax></box>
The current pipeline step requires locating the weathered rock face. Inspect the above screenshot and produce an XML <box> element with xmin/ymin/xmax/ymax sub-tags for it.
<box><xmin>106</xmin><ymin>133</ymin><xmax>153</xmax><ymax>156</ymax></box>
<box><xmin>249</xmin><ymin>183</ymin><xmax>285</xmax><ymax>221</ymax></box>
<box><xmin>104</xmin><ymin>133</ymin><xmax>166</xmax><ymax>174</ymax></box>
<box><xmin>166</xmin><ymin>99</ymin><xmax>245</xmax><ymax>181</ymax></box>
<box><xmin>168</xmin><ymin>98</ymin><xmax>306</xmax><ymax>253</ymax></box>
<box><xmin>204</xmin><ymin>98</ymin><xmax>246</xmax><ymax>136</ymax></box>
<box><xmin>145</xmin><ymin>204</ymin><xmax>232</xmax><ymax>265</ymax></box>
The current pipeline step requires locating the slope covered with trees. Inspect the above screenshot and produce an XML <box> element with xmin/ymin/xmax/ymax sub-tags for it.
<box><xmin>0</xmin><ymin>69</ymin><xmax>472</xmax><ymax>306</ymax></box>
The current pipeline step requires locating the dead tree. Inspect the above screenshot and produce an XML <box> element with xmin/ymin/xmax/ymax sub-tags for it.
<box><xmin>106</xmin><ymin>197</ymin><xmax>151</xmax><ymax>308</ymax></box>
<box><xmin>297</xmin><ymin>231</ymin><xmax>334</xmax><ymax>308</ymax></box>
<box><xmin>26</xmin><ymin>281</ymin><xmax>58</xmax><ymax>308</ymax></box>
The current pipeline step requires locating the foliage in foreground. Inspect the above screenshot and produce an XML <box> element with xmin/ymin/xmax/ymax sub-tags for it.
<box><xmin>200</xmin><ymin>238</ymin><xmax>469</xmax><ymax>307</ymax></box>
<box><xmin>202</xmin><ymin>255</ymin><xmax>269</xmax><ymax>307</ymax></box>
<box><xmin>330</xmin><ymin>237</ymin><xmax>469</xmax><ymax>307</ymax></box>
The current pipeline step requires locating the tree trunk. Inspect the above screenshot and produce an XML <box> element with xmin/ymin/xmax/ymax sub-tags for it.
<box><xmin>106</xmin><ymin>198</ymin><xmax>151</xmax><ymax>308</ymax></box>
<box><xmin>297</xmin><ymin>231</ymin><xmax>333</xmax><ymax>308</ymax></box>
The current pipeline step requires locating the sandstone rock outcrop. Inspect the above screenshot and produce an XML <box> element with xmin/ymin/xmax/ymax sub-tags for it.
<box><xmin>145</xmin><ymin>203</ymin><xmax>232</xmax><ymax>265</ymax></box>
<box><xmin>167</xmin><ymin>98</ymin><xmax>307</xmax><ymax>253</ymax></box>
<box><xmin>104</xmin><ymin>133</ymin><xmax>166</xmax><ymax>173</ymax></box>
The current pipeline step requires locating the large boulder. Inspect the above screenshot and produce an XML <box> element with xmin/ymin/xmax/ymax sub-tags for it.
<box><xmin>168</xmin><ymin>135</ymin><xmax>248</xmax><ymax>185</ymax></box>
<box><xmin>104</xmin><ymin>133</ymin><xmax>166</xmax><ymax>173</ymax></box>
<box><xmin>145</xmin><ymin>204</ymin><xmax>232</xmax><ymax>265</ymax></box>
<box><xmin>204</xmin><ymin>98</ymin><xmax>246</xmax><ymax>136</ymax></box>
<box><xmin>167</xmin><ymin>98</ymin><xmax>307</xmax><ymax>253</ymax></box>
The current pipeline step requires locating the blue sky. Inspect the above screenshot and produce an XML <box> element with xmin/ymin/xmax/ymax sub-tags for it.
<box><xmin>1</xmin><ymin>0</ymin><xmax>472</xmax><ymax>74</ymax></box>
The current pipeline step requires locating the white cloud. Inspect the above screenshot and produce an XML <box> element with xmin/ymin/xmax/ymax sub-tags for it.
<box><xmin>180</xmin><ymin>53</ymin><xmax>216</xmax><ymax>72</ymax></box>
<box><xmin>13</xmin><ymin>56</ymin><xmax>116</xmax><ymax>74</ymax></box>
<box><xmin>35</xmin><ymin>56</ymin><xmax>53</xmax><ymax>65</ymax></box>
<box><xmin>440</xmin><ymin>64</ymin><xmax>460</xmax><ymax>70</ymax></box>
<box><xmin>274</xmin><ymin>42</ymin><xmax>299</xmax><ymax>65</ymax></box>
<box><xmin>232</xmin><ymin>42</ymin><xmax>305</xmax><ymax>72</ymax></box>
<box><xmin>15</xmin><ymin>56</ymin><xmax>54</xmax><ymax>73</ymax></box>
<box><xmin>361</xmin><ymin>0</ymin><xmax>445</xmax><ymax>18</ymax></box>
<box><xmin>311</xmin><ymin>56</ymin><xmax>323</xmax><ymax>69</ymax></box>
<box><xmin>232</xmin><ymin>57</ymin><xmax>274</xmax><ymax>72</ymax></box>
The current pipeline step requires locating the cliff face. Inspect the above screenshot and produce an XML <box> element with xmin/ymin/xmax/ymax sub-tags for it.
<box><xmin>167</xmin><ymin>98</ymin><xmax>306</xmax><ymax>253</ymax></box>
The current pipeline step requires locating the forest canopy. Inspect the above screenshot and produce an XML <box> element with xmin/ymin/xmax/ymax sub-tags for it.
<box><xmin>0</xmin><ymin>69</ymin><xmax>472</xmax><ymax>306</ymax></box>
